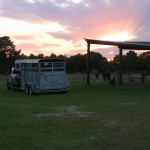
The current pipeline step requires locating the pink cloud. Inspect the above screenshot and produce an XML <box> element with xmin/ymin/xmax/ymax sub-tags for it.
<box><xmin>1</xmin><ymin>0</ymin><xmax>150</xmax><ymax>58</ymax></box>
<box><xmin>16</xmin><ymin>43</ymin><xmax>61</xmax><ymax>51</ymax></box>
<box><xmin>14</xmin><ymin>35</ymin><xmax>36</xmax><ymax>40</ymax></box>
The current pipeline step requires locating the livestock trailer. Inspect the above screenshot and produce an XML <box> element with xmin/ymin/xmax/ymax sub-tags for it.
<box><xmin>15</xmin><ymin>58</ymin><xmax>69</xmax><ymax>94</ymax></box>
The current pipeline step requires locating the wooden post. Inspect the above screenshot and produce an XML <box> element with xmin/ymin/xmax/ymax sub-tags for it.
<box><xmin>87</xmin><ymin>42</ymin><xmax>90</xmax><ymax>84</ymax></box>
<box><xmin>119</xmin><ymin>47</ymin><xmax>123</xmax><ymax>84</ymax></box>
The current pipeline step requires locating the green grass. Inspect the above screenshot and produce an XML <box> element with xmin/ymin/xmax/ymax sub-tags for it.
<box><xmin>0</xmin><ymin>74</ymin><xmax>150</xmax><ymax>150</ymax></box>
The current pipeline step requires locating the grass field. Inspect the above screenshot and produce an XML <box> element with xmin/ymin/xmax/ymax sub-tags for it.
<box><xmin>0</xmin><ymin>74</ymin><xmax>150</xmax><ymax>150</ymax></box>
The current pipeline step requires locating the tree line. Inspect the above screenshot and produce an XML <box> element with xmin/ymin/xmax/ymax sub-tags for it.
<box><xmin>0</xmin><ymin>36</ymin><xmax>150</xmax><ymax>74</ymax></box>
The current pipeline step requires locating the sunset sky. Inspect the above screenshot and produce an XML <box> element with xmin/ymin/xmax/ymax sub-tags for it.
<box><xmin>0</xmin><ymin>0</ymin><xmax>150</xmax><ymax>59</ymax></box>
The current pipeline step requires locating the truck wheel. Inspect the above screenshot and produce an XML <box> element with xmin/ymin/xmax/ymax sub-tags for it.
<box><xmin>25</xmin><ymin>84</ymin><xmax>29</xmax><ymax>94</ymax></box>
<box><xmin>29</xmin><ymin>85</ymin><xmax>33</xmax><ymax>95</ymax></box>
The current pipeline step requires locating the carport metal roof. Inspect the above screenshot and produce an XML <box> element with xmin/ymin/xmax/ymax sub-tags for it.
<box><xmin>85</xmin><ymin>38</ymin><xmax>150</xmax><ymax>84</ymax></box>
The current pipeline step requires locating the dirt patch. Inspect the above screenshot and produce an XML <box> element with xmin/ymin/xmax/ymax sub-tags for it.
<box><xmin>35</xmin><ymin>106</ymin><xmax>93</xmax><ymax>118</ymax></box>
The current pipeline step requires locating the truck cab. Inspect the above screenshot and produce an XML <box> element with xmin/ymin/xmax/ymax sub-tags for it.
<box><xmin>6</xmin><ymin>68</ymin><xmax>21</xmax><ymax>91</ymax></box>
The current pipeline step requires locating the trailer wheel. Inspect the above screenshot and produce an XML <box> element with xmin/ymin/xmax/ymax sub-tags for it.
<box><xmin>29</xmin><ymin>85</ymin><xmax>33</xmax><ymax>95</ymax></box>
<box><xmin>11</xmin><ymin>82</ymin><xmax>15</xmax><ymax>91</ymax></box>
<box><xmin>25</xmin><ymin>84</ymin><xmax>29</xmax><ymax>94</ymax></box>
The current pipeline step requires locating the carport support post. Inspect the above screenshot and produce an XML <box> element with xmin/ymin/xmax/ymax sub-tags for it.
<box><xmin>119</xmin><ymin>47</ymin><xmax>123</xmax><ymax>85</ymax></box>
<box><xmin>87</xmin><ymin>42</ymin><xmax>90</xmax><ymax>84</ymax></box>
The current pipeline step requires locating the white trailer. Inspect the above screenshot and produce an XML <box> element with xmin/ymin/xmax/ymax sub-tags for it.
<box><xmin>14</xmin><ymin>58</ymin><xmax>69</xmax><ymax>94</ymax></box>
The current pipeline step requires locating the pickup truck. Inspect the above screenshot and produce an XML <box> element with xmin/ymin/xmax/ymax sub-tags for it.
<box><xmin>6</xmin><ymin>68</ymin><xmax>21</xmax><ymax>91</ymax></box>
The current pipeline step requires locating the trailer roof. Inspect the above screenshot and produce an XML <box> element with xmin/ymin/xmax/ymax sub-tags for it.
<box><xmin>15</xmin><ymin>58</ymin><xmax>66</xmax><ymax>64</ymax></box>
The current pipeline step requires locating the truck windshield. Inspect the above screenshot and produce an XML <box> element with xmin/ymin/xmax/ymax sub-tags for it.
<box><xmin>13</xmin><ymin>69</ymin><xmax>20</xmax><ymax>74</ymax></box>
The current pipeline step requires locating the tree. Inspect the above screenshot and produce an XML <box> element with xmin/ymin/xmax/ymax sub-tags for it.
<box><xmin>108</xmin><ymin>60</ymin><xmax>117</xmax><ymax>72</ymax></box>
<box><xmin>111</xmin><ymin>54</ymin><xmax>123</xmax><ymax>73</ymax></box>
<box><xmin>137</xmin><ymin>51</ymin><xmax>150</xmax><ymax>71</ymax></box>
<box><xmin>50</xmin><ymin>53</ymin><xmax>57</xmax><ymax>58</ymax></box>
<box><xmin>89</xmin><ymin>52</ymin><xmax>108</xmax><ymax>72</ymax></box>
<box><xmin>28</xmin><ymin>53</ymin><xmax>37</xmax><ymax>59</ymax></box>
<box><xmin>139</xmin><ymin>51</ymin><xmax>150</xmax><ymax>59</ymax></box>
<box><xmin>0</xmin><ymin>36</ymin><xmax>21</xmax><ymax>73</ymax></box>
<box><xmin>0</xmin><ymin>36</ymin><xmax>18</xmax><ymax>58</ymax></box>
<box><xmin>67</xmin><ymin>53</ymin><xmax>86</xmax><ymax>73</ymax></box>
<box><xmin>37</xmin><ymin>53</ymin><xmax>44</xmax><ymax>59</ymax></box>
<box><xmin>123</xmin><ymin>51</ymin><xmax>138</xmax><ymax>72</ymax></box>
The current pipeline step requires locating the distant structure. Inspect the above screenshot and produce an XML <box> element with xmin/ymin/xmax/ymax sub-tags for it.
<box><xmin>85</xmin><ymin>39</ymin><xmax>150</xmax><ymax>84</ymax></box>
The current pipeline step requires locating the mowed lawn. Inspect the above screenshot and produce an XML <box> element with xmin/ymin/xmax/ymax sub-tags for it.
<box><xmin>0</xmin><ymin>74</ymin><xmax>150</xmax><ymax>150</ymax></box>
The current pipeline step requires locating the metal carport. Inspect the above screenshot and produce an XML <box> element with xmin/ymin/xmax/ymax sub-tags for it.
<box><xmin>85</xmin><ymin>39</ymin><xmax>150</xmax><ymax>84</ymax></box>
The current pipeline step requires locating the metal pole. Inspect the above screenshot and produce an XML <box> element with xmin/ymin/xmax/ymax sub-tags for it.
<box><xmin>119</xmin><ymin>47</ymin><xmax>123</xmax><ymax>84</ymax></box>
<box><xmin>87</xmin><ymin>42</ymin><xmax>90</xmax><ymax>84</ymax></box>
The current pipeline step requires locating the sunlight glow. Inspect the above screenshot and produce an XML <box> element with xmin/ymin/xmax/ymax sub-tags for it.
<box><xmin>101</xmin><ymin>32</ymin><xmax>136</xmax><ymax>41</ymax></box>
<box><xmin>71</xmin><ymin>0</ymin><xmax>82</xmax><ymax>3</ymax></box>
<box><xmin>25</xmin><ymin>0</ymin><xmax>35</xmax><ymax>3</ymax></box>
<box><xmin>109</xmin><ymin>51</ymin><xmax>114</xmax><ymax>54</ymax></box>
